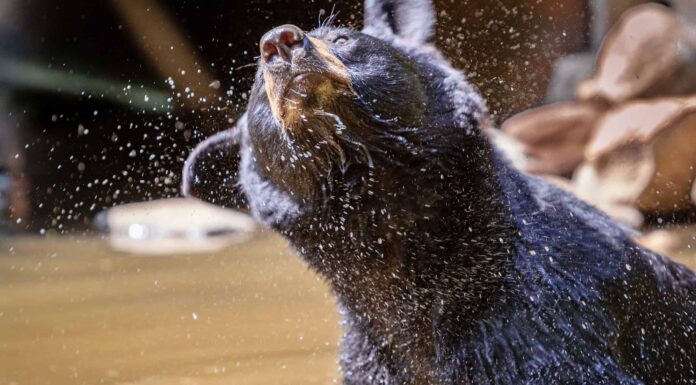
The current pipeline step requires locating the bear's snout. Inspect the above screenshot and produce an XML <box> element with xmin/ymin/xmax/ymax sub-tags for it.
<box><xmin>259</xmin><ymin>25</ymin><xmax>352</xmax><ymax>127</ymax></box>
<box><xmin>260</xmin><ymin>24</ymin><xmax>306</xmax><ymax>64</ymax></box>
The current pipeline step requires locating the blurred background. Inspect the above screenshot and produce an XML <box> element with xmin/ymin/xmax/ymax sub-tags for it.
<box><xmin>0</xmin><ymin>0</ymin><xmax>595</xmax><ymax>233</ymax></box>
<box><xmin>1</xmin><ymin>0</ymin><xmax>695</xmax><ymax>384</ymax></box>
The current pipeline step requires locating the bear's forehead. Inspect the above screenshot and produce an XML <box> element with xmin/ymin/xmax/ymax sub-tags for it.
<box><xmin>307</xmin><ymin>26</ymin><xmax>355</xmax><ymax>40</ymax></box>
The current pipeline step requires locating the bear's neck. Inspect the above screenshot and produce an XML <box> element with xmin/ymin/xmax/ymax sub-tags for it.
<box><xmin>287</xmin><ymin>131</ymin><xmax>520</xmax><ymax>339</ymax></box>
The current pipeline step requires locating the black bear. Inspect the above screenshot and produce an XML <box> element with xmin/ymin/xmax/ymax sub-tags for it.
<box><xmin>182</xmin><ymin>0</ymin><xmax>696</xmax><ymax>383</ymax></box>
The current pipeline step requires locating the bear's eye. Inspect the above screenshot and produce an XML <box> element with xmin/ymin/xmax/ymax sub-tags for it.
<box><xmin>332</xmin><ymin>35</ymin><xmax>349</xmax><ymax>45</ymax></box>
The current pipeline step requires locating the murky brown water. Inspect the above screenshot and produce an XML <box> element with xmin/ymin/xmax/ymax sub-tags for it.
<box><xmin>1</xmin><ymin>228</ymin><xmax>695</xmax><ymax>385</ymax></box>
<box><xmin>0</xmin><ymin>233</ymin><xmax>340</xmax><ymax>385</ymax></box>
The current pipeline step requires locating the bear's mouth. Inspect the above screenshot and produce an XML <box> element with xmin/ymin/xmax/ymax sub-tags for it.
<box><xmin>276</xmin><ymin>71</ymin><xmax>350</xmax><ymax>126</ymax></box>
<box><xmin>283</xmin><ymin>72</ymin><xmax>330</xmax><ymax>104</ymax></box>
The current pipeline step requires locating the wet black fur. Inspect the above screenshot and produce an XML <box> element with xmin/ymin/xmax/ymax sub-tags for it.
<box><xmin>183</xmin><ymin>1</ymin><xmax>696</xmax><ymax>384</ymax></box>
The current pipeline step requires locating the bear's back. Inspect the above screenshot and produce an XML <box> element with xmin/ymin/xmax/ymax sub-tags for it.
<box><xmin>495</xmin><ymin>159</ymin><xmax>696</xmax><ymax>384</ymax></box>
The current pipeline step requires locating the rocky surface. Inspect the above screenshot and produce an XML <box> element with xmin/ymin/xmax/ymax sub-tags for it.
<box><xmin>577</xmin><ymin>4</ymin><xmax>696</xmax><ymax>104</ymax></box>
<box><xmin>501</xmin><ymin>102</ymin><xmax>604</xmax><ymax>176</ymax></box>
<box><xmin>494</xmin><ymin>3</ymin><xmax>696</xmax><ymax>230</ymax></box>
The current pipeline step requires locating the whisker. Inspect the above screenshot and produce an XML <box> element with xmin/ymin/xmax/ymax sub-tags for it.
<box><xmin>289</xmin><ymin>89</ymin><xmax>308</xmax><ymax>97</ymax></box>
<box><xmin>318</xmin><ymin>8</ymin><xmax>327</xmax><ymax>28</ymax></box>
<box><xmin>325</xmin><ymin>6</ymin><xmax>339</xmax><ymax>27</ymax></box>
<box><xmin>284</xmin><ymin>97</ymin><xmax>301</xmax><ymax>105</ymax></box>
<box><xmin>235</xmin><ymin>62</ymin><xmax>258</xmax><ymax>71</ymax></box>
<box><xmin>318</xmin><ymin>5</ymin><xmax>339</xmax><ymax>28</ymax></box>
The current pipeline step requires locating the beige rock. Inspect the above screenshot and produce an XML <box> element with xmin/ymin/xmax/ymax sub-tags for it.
<box><xmin>577</xmin><ymin>4</ymin><xmax>696</xmax><ymax>104</ymax></box>
<box><xmin>485</xmin><ymin>128</ymin><xmax>530</xmax><ymax>172</ymax></box>
<box><xmin>540</xmin><ymin>174</ymin><xmax>575</xmax><ymax>193</ymax></box>
<box><xmin>635</xmin><ymin>229</ymin><xmax>682</xmax><ymax>256</ymax></box>
<box><xmin>572</xmin><ymin>163</ymin><xmax>645</xmax><ymax>227</ymax></box>
<box><xmin>501</xmin><ymin>102</ymin><xmax>604</xmax><ymax>176</ymax></box>
<box><xmin>575</xmin><ymin>97</ymin><xmax>696</xmax><ymax>222</ymax></box>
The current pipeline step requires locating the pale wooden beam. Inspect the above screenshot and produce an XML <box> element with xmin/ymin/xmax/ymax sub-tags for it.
<box><xmin>110</xmin><ymin>0</ymin><xmax>220</xmax><ymax>111</ymax></box>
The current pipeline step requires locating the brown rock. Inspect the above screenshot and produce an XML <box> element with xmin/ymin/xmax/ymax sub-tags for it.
<box><xmin>577</xmin><ymin>4</ymin><xmax>696</xmax><ymax>104</ymax></box>
<box><xmin>588</xmin><ymin>0</ymin><xmax>655</xmax><ymax>49</ymax></box>
<box><xmin>501</xmin><ymin>102</ymin><xmax>604</xmax><ymax>176</ymax></box>
<box><xmin>575</xmin><ymin>97</ymin><xmax>696</xmax><ymax>220</ymax></box>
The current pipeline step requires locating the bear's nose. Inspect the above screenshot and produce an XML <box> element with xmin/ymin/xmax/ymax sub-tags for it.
<box><xmin>260</xmin><ymin>24</ymin><xmax>305</xmax><ymax>63</ymax></box>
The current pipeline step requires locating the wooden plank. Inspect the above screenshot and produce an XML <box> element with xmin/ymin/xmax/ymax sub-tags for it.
<box><xmin>0</xmin><ymin>234</ymin><xmax>341</xmax><ymax>385</ymax></box>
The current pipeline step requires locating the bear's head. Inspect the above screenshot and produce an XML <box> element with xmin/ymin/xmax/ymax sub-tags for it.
<box><xmin>183</xmin><ymin>0</ymin><xmax>491</xmax><ymax>234</ymax></box>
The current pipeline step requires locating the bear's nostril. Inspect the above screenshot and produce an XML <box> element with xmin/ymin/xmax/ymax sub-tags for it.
<box><xmin>261</xmin><ymin>42</ymin><xmax>279</xmax><ymax>62</ymax></box>
<box><xmin>260</xmin><ymin>24</ymin><xmax>304</xmax><ymax>63</ymax></box>
<box><xmin>279</xmin><ymin>30</ymin><xmax>302</xmax><ymax>48</ymax></box>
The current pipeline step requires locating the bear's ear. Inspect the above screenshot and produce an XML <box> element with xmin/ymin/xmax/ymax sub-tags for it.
<box><xmin>363</xmin><ymin>0</ymin><xmax>436</xmax><ymax>44</ymax></box>
<box><xmin>181</xmin><ymin>112</ymin><xmax>248</xmax><ymax>210</ymax></box>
